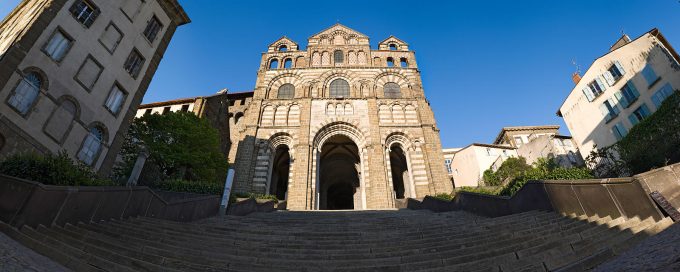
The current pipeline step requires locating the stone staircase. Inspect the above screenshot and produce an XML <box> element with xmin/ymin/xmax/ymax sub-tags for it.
<box><xmin>0</xmin><ymin>210</ymin><xmax>673</xmax><ymax>271</ymax></box>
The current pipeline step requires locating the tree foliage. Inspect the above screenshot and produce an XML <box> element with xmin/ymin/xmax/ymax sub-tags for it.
<box><xmin>117</xmin><ymin>111</ymin><xmax>228</xmax><ymax>185</ymax></box>
<box><xmin>587</xmin><ymin>92</ymin><xmax>680</xmax><ymax>177</ymax></box>
<box><xmin>478</xmin><ymin>156</ymin><xmax>594</xmax><ymax>197</ymax></box>
<box><xmin>0</xmin><ymin>152</ymin><xmax>114</xmax><ymax>186</ymax></box>
<box><xmin>483</xmin><ymin>157</ymin><xmax>532</xmax><ymax>186</ymax></box>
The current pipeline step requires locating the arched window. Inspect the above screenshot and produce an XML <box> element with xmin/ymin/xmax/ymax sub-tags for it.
<box><xmin>269</xmin><ymin>59</ymin><xmax>279</xmax><ymax>69</ymax></box>
<box><xmin>384</xmin><ymin>82</ymin><xmax>401</xmax><ymax>98</ymax></box>
<box><xmin>78</xmin><ymin>126</ymin><xmax>105</xmax><ymax>166</ymax></box>
<box><xmin>234</xmin><ymin>112</ymin><xmax>244</xmax><ymax>124</ymax></box>
<box><xmin>277</xmin><ymin>84</ymin><xmax>295</xmax><ymax>99</ymax></box>
<box><xmin>330</xmin><ymin>79</ymin><xmax>350</xmax><ymax>98</ymax></box>
<box><xmin>400</xmin><ymin>58</ymin><xmax>408</xmax><ymax>68</ymax></box>
<box><xmin>334</xmin><ymin>50</ymin><xmax>344</xmax><ymax>64</ymax></box>
<box><xmin>283</xmin><ymin>58</ymin><xmax>292</xmax><ymax>69</ymax></box>
<box><xmin>8</xmin><ymin>72</ymin><xmax>42</xmax><ymax>115</ymax></box>
<box><xmin>389</xmin><ymin>44</ymin><xmax>397</xmax><ymax>51</ymax></box>
<box><xmin>386</xmin><ymin>57</ymin><xmax>394</xmax><ymax>67</ymax></box>
<box><xmin>279</xmin><ymin>45</ymin><xmax>287</xmax><ymax>52</ymax></box>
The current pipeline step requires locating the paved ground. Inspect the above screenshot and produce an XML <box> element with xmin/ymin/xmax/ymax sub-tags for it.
<box><xmin>0</xmin><ymin>231</ymin><xmax>69</xmax><ymax>272</ymax></box>
<box><xmin>595</xmin><ymin>221</ymin><xmax>680</xmax><ymax>272</ymax></box>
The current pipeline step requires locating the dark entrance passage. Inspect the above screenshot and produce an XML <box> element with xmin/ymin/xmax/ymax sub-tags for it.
<box><xmin>389</xmin><ymin>145</ymin><xmax>411</xmax><ymax>199</ymax></box>
<box><xmin>319</xmin><ymin>135</ymin><xmax>361</xmax><ymax>210</ymax></box>
<box><xmin>269</xmin><ymin>146</ymin><xmax>290</xmax><ymax>200</ymax></box>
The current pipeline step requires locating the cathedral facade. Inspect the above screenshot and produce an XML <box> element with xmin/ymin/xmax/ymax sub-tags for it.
<box><xmin>231</xmin><ymin>24</ymin><xmax>452</xmax><ymax>210</ymax></box>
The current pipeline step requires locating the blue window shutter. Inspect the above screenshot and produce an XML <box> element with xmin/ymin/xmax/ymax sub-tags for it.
<box><xmin>641</xmin><ymin>104</ymin><xmax>651</xmax><ymax>117</ymax></box>
<box><xmin>614</xmin><ymin>91</ymin><xmax>628</xmax><ymax>108</ymax></box>
<box><xmin>629</xmin><ymin>114</ymin><xmax>639</xmax><ymax>126</ymax></box>
<box><xmin>582</xmin><ymin>87</ymin><xmax>595</xmax><ymax>102</ymax></box>
<box><xmin>627</xmin><ymin>81</ymin><xmax>640</xmax><ymax>98</ymax></box>
<box><xmin>614</xmin><ymin>61</ymin><xmax>626</xmax><ymax>75</ymax></box>
<box><xmin>652</xmin><ymin>93</ymin><xmax>663</xmax><ymax>108</ymax></box>
<box><xmin>642</xmin><ymin>65</ymin><xmax>657</xmax><ymax>84</ymax></box>
<box><xmin>595</xmin><ymin>77</ymin><xmax>607</xmax><ymax>91</ymax></box>
<box><xmin>603</xmin><ymin>71</ymin><xmax>615</xmax><ymax>86</ymax></box>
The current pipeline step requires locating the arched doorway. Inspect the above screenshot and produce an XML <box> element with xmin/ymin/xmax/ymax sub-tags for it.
<box><xmin>319</xmin><ymin>135</ymin><xmax>361</xmax><ymax>210</ymax></box>
<box><xmin>268</xmin><ymin>146</ymin><xmax>290</xmax><ymax>200</ymax></box>
<box><xmin>389</xmin><ymin>145</ymin><xmax>411</xmax><ymax>199</ymax></box>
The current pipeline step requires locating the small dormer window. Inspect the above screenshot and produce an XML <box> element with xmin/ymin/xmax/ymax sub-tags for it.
<box><xmin>389</xmin><ymin>44</ymin><xmax>397</xmax><ymax>51</ymax></box>
<box><xmin>279</xmin><ymin>45</ymin><xmax>288</xmax><ymax>52</ymax></box>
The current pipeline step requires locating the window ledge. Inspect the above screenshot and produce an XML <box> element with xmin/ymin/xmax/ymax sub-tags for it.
<box><xmin>604</xmin><ymin>114</ymin><xmax>619</xmax><ymax>124</ymax></box>
<box><xmin>624</xmin><ymin>97</ymin><xmax>639</xmax><ymax>108</ymax></box>
<box><xmin>648</xmin><ymin>77</ymin><xmax>662</xmax><ymax>89</ymax></box>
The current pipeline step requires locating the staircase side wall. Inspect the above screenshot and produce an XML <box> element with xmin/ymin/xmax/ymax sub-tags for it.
<box><xmin>0</xmin><ymin>174</ymin><xmax>220</xmax><ymax>229</ymax></box>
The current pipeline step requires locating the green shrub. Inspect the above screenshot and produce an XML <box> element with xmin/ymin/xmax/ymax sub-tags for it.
<box><xmin>483</xmin><ymin>157</ymin><xmax>532</xmax><ymax>186</ymax></box>
<box><xmin>229</xmin><ymin>192</ymin><xmax>279</xmax><ymax>203</ymax></box>
<box><xmin>432</xmin><ymin>193</ymin><xmax>454</xmax><ymax>201</ymax></box>
<box><xmin>150</xmin><ymin>179</ymin><xmax>224</xmax><ymax>195</ymax></box>
<box><xmin>0</xmin><ymin>152</ymin><xmax>114</xmax><ymax>186</ymax></box>
<box><xmin>499</xmin><ymin>166</ymin><xmax>593</xmax><ymax>196</ymax></box>
<box><xmin>462</xmin><ymin>156</ymin><xmax>593</xmax><ymax>197</ymax></box>
<box><xmin>459</xmin><ymin>186</ymin><xmax>501</xmax><ymax>195</ymax></box>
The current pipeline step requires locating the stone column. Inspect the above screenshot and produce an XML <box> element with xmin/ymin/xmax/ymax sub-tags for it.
<box><xmin>126</xmin><ymin>148</ymin><xmax>149</xmax><ymax>186</ymax></box>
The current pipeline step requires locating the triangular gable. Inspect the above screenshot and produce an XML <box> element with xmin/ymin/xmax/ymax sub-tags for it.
<box><xmin>269</xmin><ymin>36</ymin><xmax>298</xmax><ymax>48</ymax></box>
<box><xmin>379</xmin><ymin>35</ymin><xmax>409</xmax><ymax>46</ymax></box>
<box><xmin>308</xmin><ymin>23</ymin><xmax>369</xmax><ymax>39</ymax></box>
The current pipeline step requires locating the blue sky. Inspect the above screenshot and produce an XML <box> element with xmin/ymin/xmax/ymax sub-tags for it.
<box><xmin>1</xmin><ymin>1</ymin><xmax>679</xmax><ymax>148</ymax></box>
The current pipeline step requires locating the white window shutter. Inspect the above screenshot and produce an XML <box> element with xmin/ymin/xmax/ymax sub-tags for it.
<box><xmin>614</xmin><ymin>91</ymin><xmax>628</xmax><ymax>108</ymax></box>
<box><xmin>614</xmin><ymin>61</ymin><xmax>626</xmax><ymax>75</ymax></box>
<box><xmin>599</xmin><ymin>103</ymin><xmax>610</xmax><ymax>117</ymax></box>
<box><xmin>582</xmin><ymin>87</ymin><xmax>595</xmax><ymax>102</ymax></box>
<box><xmin>595</xmin><ymin>77</ymin><xmax>607</xmax><ymax>91</ymax></box>
<box><xmin>603</xmin><ymin>71</ymin><xmax>615</xmax><ymax>86</ymax></box>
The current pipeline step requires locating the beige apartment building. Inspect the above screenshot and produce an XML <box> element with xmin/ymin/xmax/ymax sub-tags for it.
<box><xmin>448</xmin><ymin>143</ymin><xmax>518</xmax><ymax>188</ymax></box>
<box><xmin>494</xmin><ymin>125</ymin><xmax>583</xmax><ymax>168</ymax></box>
<box><xmin>0</xmin><ymin>0</ymin><xmax>189</xmax><ymax>174</ymax></box>
<box><xmin>448</xmin><ymin>125</ymin><xmax>583</xmax><ymax>188</ymax></box>
<box><xmin>558</xmin><ymin>28</ymin><xmax>680</xmax><ymax>160</ymax></box>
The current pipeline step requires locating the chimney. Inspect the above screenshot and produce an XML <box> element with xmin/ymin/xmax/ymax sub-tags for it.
<box><xmin>610</xmin><ymin>34</ymin><xmax>632</xmax><ymax>52</ymax></box>
<box><xmin>571</xmin><ymin>72</ymin><xmax>582</xmax><ymax>85</ymax></box>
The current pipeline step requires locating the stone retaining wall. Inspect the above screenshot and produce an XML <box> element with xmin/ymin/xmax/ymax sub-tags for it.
<box><xmin>0</xmin><ymin>175</ymin><xmax>220</xmax><ymax>228</ymax></box>
<box><xmin>451</xmin><ymin>177</ymin><xmax>665</xmax><ymax>221</ymax></box>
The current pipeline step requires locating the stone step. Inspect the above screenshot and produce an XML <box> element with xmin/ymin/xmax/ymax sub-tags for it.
<box><xmin>1</xmin><ymin>209</ymin><xmax>672</xmax><ymax>271</ymax></box>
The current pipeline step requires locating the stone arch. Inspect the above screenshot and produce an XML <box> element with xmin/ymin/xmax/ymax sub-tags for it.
<box><xmin>321</xmin><ymin>51</ymin><xmax>330</xmax><ymax>65</ymax></box>
<box><xmin>21</xmin><ymin>66</ymin><xmax>50</xmax><ymax>91</ymax></box>
<box><xmin>378</xmin><ymin>103</ymin><xmax>392</xmax><ymax>124</ymax></box>
<box><xmin>288</xmin><ymin>104</ymin><xmax>300</xmax><ymax>126</ymax></box>
<box><xmin>261</xmin><ymin>104</ymin><xmax>275</xmax><ymax>126</ymax></box>
<box><xmin>348</xmin><ymin>50</ymin><xmax>357</xmax><ymax>65</ymax></box>
<box><xmin>358</xmin><ymin>51</ymin><xmax>367</xmax><ymax>65</ymax></box>
<box><xmin>375</xmin><ymin>71</ymin><xmax>412</xmax><ymax>98</ymax></box>
<box><xmin>312</xmin><ymin>52</ymin><xmax>321</xmax><ymax>66</ymax></box>
<box><xmin>274</xmin><ymin>105</ymin><xmax>288</xmax><ymax>126</ymax></box>
<box><xmin>234</xmin><ymin>112</ymin><xmax>244</xmax><ymax>125</ymax></box>
<box><xmin>267</xmin><ymin>132</ymin><xmax>294</xmax><ymax>153</ymax></box>
<box><xmin>312</xmin><ymin>121</ymin><xmax>368</xmax><ymax>151</ymax></box>
<box><xmin>385</xmin><ymin>132</ymin><xmax>414</xmax><ymax>151</ymax></box>
<box><xmin>266</xmin><ymin>72</ymin><xmax>304</xmax><ymax>99</ymax></box>
<box><xmin>319</xmin><ymin>69</ymin><xmax>361</xmax><ymax>98</ymax></box>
